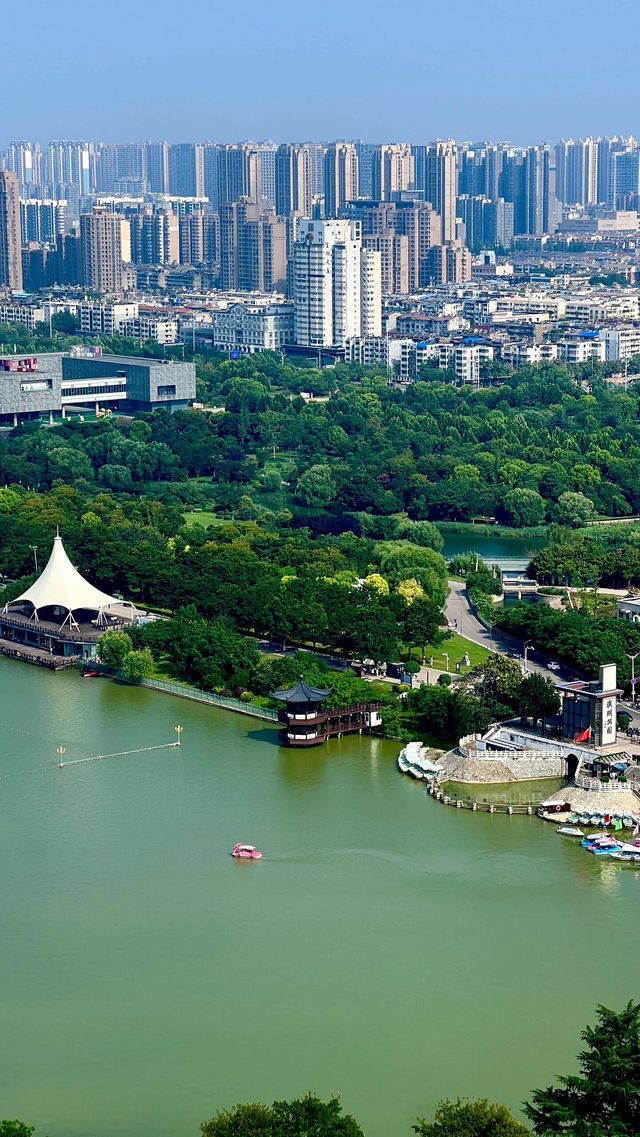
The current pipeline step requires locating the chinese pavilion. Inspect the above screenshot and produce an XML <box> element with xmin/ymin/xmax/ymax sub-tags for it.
<box><xmin>273</xmin><ymin>676</ymin><xmax>383</xmax><ymax>747</ymax></box>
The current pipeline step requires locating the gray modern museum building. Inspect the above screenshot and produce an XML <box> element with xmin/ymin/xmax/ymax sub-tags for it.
<box><xmin>0</xmin><ymin>349</ymin><xmax>196</xmax><ymax>424</ymax></box>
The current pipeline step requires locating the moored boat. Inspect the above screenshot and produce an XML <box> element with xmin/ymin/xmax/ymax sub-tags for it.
<box><xmin>556</xmin><ymin>826</ymin><xmax>584</xmax><ymax>837</ymax></box>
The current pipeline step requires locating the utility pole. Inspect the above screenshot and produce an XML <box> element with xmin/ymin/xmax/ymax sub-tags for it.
<box><xmin>29</xmin><ymin>545</ymin><xmax>38</xmax><ymax>574</ymax></box>
<box><xmin>524</xmin><ymin>639</ymin><xmax>533</xmax><ymax>674</ymax></box>
<box><xmin>626</xmin><ymin>652</ymin><xmax>640</xmax><ymax>707</ymax></box>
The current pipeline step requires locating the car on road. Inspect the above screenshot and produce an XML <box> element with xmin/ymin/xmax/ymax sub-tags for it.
<box><xmin>548</xmin><ymin>661</ymin><xmax>562</xmax><ymax>672</ymax></box>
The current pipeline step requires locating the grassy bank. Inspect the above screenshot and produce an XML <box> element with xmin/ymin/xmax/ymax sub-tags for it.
<box><xmin>435</xmin><ymin>521</ymin><xmax>549</xmax><ymax>540</ymax></box>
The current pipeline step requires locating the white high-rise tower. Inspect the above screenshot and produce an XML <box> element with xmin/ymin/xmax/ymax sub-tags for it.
<box><xmin>293</xmin><ymin>219</ymin><xmax>381</xmax><ymax>348</ymax></box>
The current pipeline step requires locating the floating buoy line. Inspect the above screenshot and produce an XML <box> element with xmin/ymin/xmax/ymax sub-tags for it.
<box><xmin>0</xmin><ymin>727</ymin><xmax>184</xmax><ymax>781</ymax></box>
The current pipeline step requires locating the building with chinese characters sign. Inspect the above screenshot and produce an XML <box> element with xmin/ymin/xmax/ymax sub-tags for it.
<box><xmin>557</xmin><ymin>664</ymin><xmax>622</xmax><ymax>751</ymax></box>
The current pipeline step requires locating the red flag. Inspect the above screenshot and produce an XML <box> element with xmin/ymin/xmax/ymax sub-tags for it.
<box><xmin>575</xmin><ymin>726</ymin><xmax>592</xmax><ymax>743</ymax></box>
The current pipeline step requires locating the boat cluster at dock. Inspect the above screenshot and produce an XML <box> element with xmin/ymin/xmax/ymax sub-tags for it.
<box><xmin>558</xmin><ymin>825</ymin><xmax>640</xmax><ymax>864</ymax></box>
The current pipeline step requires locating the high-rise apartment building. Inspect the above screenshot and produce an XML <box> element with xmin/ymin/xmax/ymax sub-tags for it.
<box><xmin>293</xmin><ymin>218</ymin><xmax>381</xmax><ymax>347</ymax></box>
<box><xmin>555</xmin><ymin>139</ymin><xmax>598</xmax><ymax>205</ymax></box>
<box><xmin>343</xmin><ymin>198</ymin><xmax>440</xmax><ymax>292</ymax></box>
<box><xmin>426</xmin><ymin>141</ymin><xmax>458</xmax><ymax>242</ymax></box>
<box><xmin>220</xmin><ymin>199</ymin><xmax>287</xmax><ymax>292</ymax></box>
<box><xmin>0</xmin><ymin>172</ymin><xmax>23</xmax><ymax>291</ymax></box>
<box><xmin>168</xmin><ymin>143</ymin><xmax>205</xmax><ymax>198</ymax></box>
<box><xmin>7</xmin><ymin>142</ymin><xmax>42</xmax><ymax>190</ymax></box>
<box><xmin>323</xmin><ymin>143</ymin><xmax>359</xmax><ymax>218</ymax></box>
<box><xmin>146</xmin><ymin>142</ymin><xmax>170</xmax><ymax>194</ymax></box>
<box><xmin>458</xmin><ymin>195</ymin><xmax>514</xmax><ymax>250</ymax></box>
<box><xmin>178</xmin><ymin>209</ymin><xmax>218</xmax><ymax>266</ymax></box>
<box><xmin>425</xmin><ymin>242</ymin><xmax>472</xmax><ymax>285</ymax></box>
<box><xmin>99</xmin><ymin>143</ymin><xmax>147</xmax><ymax>193</ymax></box>
<box><xmin>80</xmin><ymin>208</ymin><xmax>126</xmax><ymax>292</ymax></box>
<box><xmin>129</xmin><ymin>209</ymin><xmax>179</xmax><ymax>265</ymax></box>
<box><xmin>372</xmin><ymin>144</ymin><xmax>414</xmax><ymax>200</ymax></box>
<box><xmin>304</xmin><ymin>144</ymin><xmax>326</xmax><ymax>199</ymax></box>
<box><xmin>216</xmin><ymin>144</ymin><xmax>261</xmax><ymax>206</ymax></box>
<box><xmin>20</xmin><ymin>199</ymin><xmax>68</xmax><ymax>245</ymax></box>
<box><xmin>45</xmin><ymin>141</ymin><xmax>93</xmax><ymax>194</ymax></box>
<box><xmin>356</xmin><ymin>142</ymin><xmax>378</xmax><ymax>199</ymax></box>
<box><xmin>609</xmin><ymin>146</ymin><xmax>640</xmax><ymax>208</ymax></box>
<box><xmin>202</xmin><ymin>143</ymin><xmax>220</xmax><ymax>209</ymax></box>
<box><xmin>275</xmin><ymin>144</ymin><xmax>312</xmax><ymax>218</ymax></box>
<box><xmin>524</xmin><ymin>145</ymin><xmax>556</xmax><ymax>236</ymax></box>
<box><xmin>257</xmin><ymin>143</ymin><xmax>278</xmax><ymax>209</ymax></box>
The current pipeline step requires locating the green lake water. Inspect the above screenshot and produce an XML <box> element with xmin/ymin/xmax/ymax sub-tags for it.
<box><xmin>441</xmin><ymin>532</ymin><xmax>547</xmax><ymax>562</ymax></box>
<box><xmin>2</xmin><ymin>659</ymin><xmax>640</xmax><ymax>1137</ymax></box>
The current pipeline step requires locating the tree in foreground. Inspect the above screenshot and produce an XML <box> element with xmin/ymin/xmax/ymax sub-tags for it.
<box><xmin>524</xmin><ymin>1001</ymin><xmax>640</xmax><ymax>1135</ymax></box>
<box><xmin>414</xmin><ymin>1098</ymin><xmax>529</xmax><ymax>1136</ymax></box>
<box><xmin>0</xmin><ymin>1123</ymin><xmax>36</xmax><ymax>1137</ymax></box>
<box><xmin>201</xmin><ymin>1094</ymin><xmax>364</xmax><ymax>1137</ymax></box>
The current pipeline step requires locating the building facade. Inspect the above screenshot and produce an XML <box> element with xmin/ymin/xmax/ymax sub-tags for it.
<box><xmin>0</xmin><ymin>172</ymin><xmax>23</xmax><ymax>291</ymax></box>
<box><xmin>293</xmin><ymin>219</ymin><xmax>381</xmax><ymax>347</ymax></box>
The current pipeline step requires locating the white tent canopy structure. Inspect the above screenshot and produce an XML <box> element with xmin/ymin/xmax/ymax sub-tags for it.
<box><xmin>5</xmin><ymin>533</ymin><xmax>137</xmax><ymax>630</ymax></box>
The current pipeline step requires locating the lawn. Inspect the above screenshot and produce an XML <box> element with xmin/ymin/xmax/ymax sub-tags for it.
<box><xmin>407</xmin><ymin>631</ymin><xmax>490</xmax><ymax>673</ymax></box>
<box><xmin>182</xmin><ymin>510</ymin><xmax>227</xmax><ymax>528</ymax></box>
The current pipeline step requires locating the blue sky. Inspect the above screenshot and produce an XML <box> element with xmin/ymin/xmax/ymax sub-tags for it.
<box><xmin>4</xmin><ymin>0</ymin><xmax>639</xmax><ymax>143</ymax></box>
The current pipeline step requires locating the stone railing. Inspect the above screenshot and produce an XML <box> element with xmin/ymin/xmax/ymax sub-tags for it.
<box><xmin>458</xmin><ymin>734</ymin><xmax>564</xmax><ymax>762</ymax></box>
<box><xmin>574</xmin><ymin>774</ymin><xmax>635</xmax><ymax>793</ymax></box>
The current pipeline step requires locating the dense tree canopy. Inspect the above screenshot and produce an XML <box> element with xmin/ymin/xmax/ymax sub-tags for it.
<box><xmin>524</xmin><ymin>1002</ymin><xmax>640</xmax><ymax>1136</ymax></box>
<box><xmin>201</xmin><ymin>1094</ymin><xmax>365</xmax><ymax>1137</ymax></box>
<box><xmin>3</xmin><ymin>331</ymin><xmax>640</xmax><ymax>528</ymax></box>
<box><xmin>414</xmin><ymin>1098</ymin><xmax>529</xmax><ymax>1137</ymax></box>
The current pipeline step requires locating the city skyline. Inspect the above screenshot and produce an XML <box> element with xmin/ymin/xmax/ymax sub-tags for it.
<box><xmin>4</xmin><ymin>0</ymin><xmax>640</xmax><ymax>143</ymax></box>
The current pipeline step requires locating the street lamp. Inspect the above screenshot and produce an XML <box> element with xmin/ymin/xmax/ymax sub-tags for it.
<box><xmin>524</xmin><ymin>639</ymin><xmax>534</xmax><ymax>674</ymax></box>
<box><xmin>625</xmin><ymin>653</ymin><xmax>640</xmax><ymax>707</ymax></box>
<box><xmin>174</xmin><ymin>725</ymin><xmax>184</xmax><ymax>746</ymax></box>
<box><xmin>29</xmin><ymin>545</ymin><xmax>38</xmax><ymax>574</ymax></box>
<box><xmin>56</xmin><ymin>745</ymin><xmax>66</xmax><ymax>768</ymax></box>
<box><xmin>443</xmin><ymin>652</ymin><xmax>450</xmax><ymax>672</ymax></box>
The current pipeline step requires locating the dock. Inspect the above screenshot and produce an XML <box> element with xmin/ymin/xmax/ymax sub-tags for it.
<box><xmin>426</xmin><ymin>782</ymin><xmax>539</xmax><ymax>815</ymax></box>
<box><xmin>0</xmin><ymin>638</ymin><xmax>78</xmax><ymax>670</ymax></box>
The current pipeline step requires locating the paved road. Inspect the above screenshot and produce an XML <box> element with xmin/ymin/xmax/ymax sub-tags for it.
<box><xmin>445</xmin><ymin>580</ymin><xmax>570</xmax><ymax>682</ymax></box>
<box><xmin>445</xmin><ymin>581</ymin><xmax>640</xmax><ymax>734</ymax></box>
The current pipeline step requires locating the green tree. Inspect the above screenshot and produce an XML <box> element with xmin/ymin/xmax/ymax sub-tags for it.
<box><xmin>501</xmin><ymin>488</ymin><xmax>546</xmax><ymax>528</ymax></box>
<box><xmin>0</xmin><ymin>1125</ymin><xmax>36</xmax><ymax>1137</ymax></box>
<box><xmin>295</xmin><ymin>464</ymin><xmax>337</xmax><ymax>507</ymax></box>
<box><xmin>462</xmin><ymin>655</ymin><xmax>524</xmax><ymax>712</ymax></box>
<box><xmin>201</xmin><ymin>1095</ymin><xmax>364</xmax><ymax>1137</ymax></box>
<box><xmin>98</xmin><ymin>629</ymin><xmax>134</xmax><ymax>669</ymax></box>
<box><xmin>524</xmin><ymin>1001</ymin><xmax>640</xmax><ymax>1136</ymax></box>
<box><xmin>271</xmin><ymin>1093</ymin><xmax>365</xmax><ymax>1137</ymax></box>
<box><xmin>517</xmin><ymin>672</ymin><xmax>560</xmax><ymax>727</ymax></box>
<box><xmin>120</xmin><ymin>647</ymin><xmax>154</xmax><ymax>682</ymax></box>
<box><xmin>554</xmin><ymin>492</ymin><xmax>596</xmax><ymax>527</ymax></box>
<box><xmin>414</xmin><ymin>1097</ymin><xmax>529</xmax><ymax>1137</ymax></box>
<box><xmin>201</xmin><ymin>1102</ymin><xmax>274</xmax><ymax>1137</ymax></box>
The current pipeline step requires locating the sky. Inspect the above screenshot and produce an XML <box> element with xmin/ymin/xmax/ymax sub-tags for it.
<box><xmin>3</xmin><ymin>0</ymin><xmax>640</xmax><ymax>145</ymax></box>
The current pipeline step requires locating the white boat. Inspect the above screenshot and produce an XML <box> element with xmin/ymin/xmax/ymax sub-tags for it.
<box><xmin>557</xmin><ymin>826</ymin><xmax>584</xmax><ymax>837</ymax></box>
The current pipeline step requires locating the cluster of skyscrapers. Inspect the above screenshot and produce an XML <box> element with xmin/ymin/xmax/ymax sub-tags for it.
<box><xmin>1</xmin><ymin>135</ymin><xmax>640</xmax><ymax>348</ymax></box>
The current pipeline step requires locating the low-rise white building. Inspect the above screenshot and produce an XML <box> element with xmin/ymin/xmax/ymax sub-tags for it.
<box><xmin>182</xmin><ymin>301</ymin><xmax>295</xmax><ymax>354</ymax></box>
<box><xmin>557</xmin><ymin>337</ymin><xmax>606</xmax><ymax>364</ymax></box>
<box><xmin>600</xmin><ymin>325</ymin><xmax>640</xmax><ymax>362</ymax></box>
<box><xmin>0</xmin><ymin>304</ymin><xmax>45</xmax><ymax>330</ymax></box>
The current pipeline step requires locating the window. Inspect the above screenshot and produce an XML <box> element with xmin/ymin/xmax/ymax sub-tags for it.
<box><xmin>157</xmin><ymin>385</ymin><xmax>176</xmax><ymax>397</ymax></box>
<box><xmin>21</xmin><ymin>380</ymin><xmax>51</xmax><ymax>392</ymax></box>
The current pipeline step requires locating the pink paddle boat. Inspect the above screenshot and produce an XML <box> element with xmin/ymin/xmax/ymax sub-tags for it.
<box><xmin>232</xmin><ymin>843</ymin><xmax>263</xmax><ymax>860</ymax></box>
